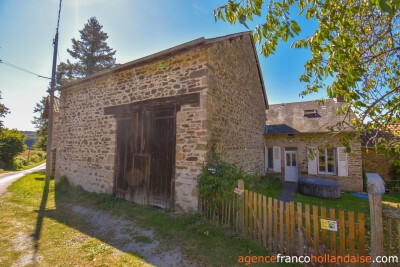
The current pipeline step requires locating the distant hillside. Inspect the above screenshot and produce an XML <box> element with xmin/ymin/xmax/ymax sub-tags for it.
<box><xmin>20</xmin><ymin>131</ymin><xmax>38</xmax><ymax>148</ymax></box>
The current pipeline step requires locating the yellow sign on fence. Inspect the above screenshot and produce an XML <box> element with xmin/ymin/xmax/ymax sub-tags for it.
<box><xmin>321</xmin><ymin>219</ymin><xmax>338</xmax><ymax>231</ymax></box>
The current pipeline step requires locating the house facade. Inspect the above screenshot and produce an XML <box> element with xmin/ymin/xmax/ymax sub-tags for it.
<box><xmin>53</xmin><ymin>32</ymin><xmax>267</xmax><ymax>213</ymax></box>
<box><xmin>264</xmin><ymin>99</ymin><xmax>363</xmax><ymax>192</ymax></box>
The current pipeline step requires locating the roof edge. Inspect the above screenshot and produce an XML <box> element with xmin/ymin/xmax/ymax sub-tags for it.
<box><xmin>60</xmin><ymin>37</ymin><xmax>207</xmax><ymax>90</ymax></box>
<box><xmin>59</xmin><ymin>31</ymin><xmax>259</xmax><ymax>91</ymax></box>
<box><xmin>248</xmin><ymin>34</ymin><xmax>268</xmax><ymax>109</ymax></box>
<box><xmin>205</xmin><ymin>31</ymin><xmax>251</xmax><ymax>44</ymax></box>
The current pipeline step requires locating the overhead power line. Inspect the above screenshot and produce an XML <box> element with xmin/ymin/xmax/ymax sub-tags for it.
<box><xmin>0</xmin><ymin>59</ymin><xmax>52</xmax><ymax>80</ymax></box>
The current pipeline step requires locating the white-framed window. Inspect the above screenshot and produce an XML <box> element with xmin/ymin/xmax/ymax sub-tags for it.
<box><xmin>318</xmin><ymin>147</ymin><xmax>336</xmax><ymax>175</ymax></box>
<box><xmin>264</xmin><ymin>146</ymin><xmax>281</xmax><ymax>173</ymax></box>
<box><xmin>265</xmin><ymin>147</ymin><xmax>274</xmax><ymax>171</ymax></box>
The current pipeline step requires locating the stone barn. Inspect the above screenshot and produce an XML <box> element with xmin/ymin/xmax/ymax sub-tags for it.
<box><xmin>53</xmin><ymin>32</ymin><xmax>268</xmax><ymax>212</ymax></box>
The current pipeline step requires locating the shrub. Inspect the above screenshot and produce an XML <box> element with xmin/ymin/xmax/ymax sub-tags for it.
<box><xmin>391</xmin><ymin>159</ymin><xmax>400</xmax><ymax>192</ymax></box>
<box><xmin>13</xmin><ymin>156</ymin><xmax>29</xmax><ymax>169</ymax></box>
<box><xmin>198</xmin><ymin>161</ymin><xmax>245</xmax><ymax>203</ymax></box>
<box><xmin>0</xmin><ymin>129</ymin><xmax>26</xmax><ymax>167</ymax></box>
<box><xmin>198</xmin><ymin>160</ymin><xmax>282</xmax><ymax>213</ymax></box>
<box><xmin>36</xmin><ymin>151</ymin><xmax>45</xmax><ymax>159</ymax></box>
<box><xmin>29</xmin><ymin>154</ymin><xmax>42</xmax><ymax>163</ymax></box>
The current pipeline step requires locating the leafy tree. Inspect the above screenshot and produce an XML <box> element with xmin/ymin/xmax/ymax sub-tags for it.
<box><xmin>0</xmin><ymin>129</ymin><xmax>26</xmax><ymax>167</ymax></box>
<box><xmin>0</xmin><ymin>91</ymin><xmax>10</xmax><ymax>130</ymax></box>
<box><xmin>216</xmin><ymin>0</ymin><xmax>400</xmax><ymax>152</ymax></box>
<box><xmin>32</xmin><ymin>96</ymin><xmax>48</xmax><ymax>151</ymax></box>
<box><xmin>57</xmin><ymin>17</ymin><xmax>116</xmax><ymax>85</ymax></box>
<box><xmin>34</xmin><ymin>17</ymin><xmax>117</xmax><ymax>148</ymax></box>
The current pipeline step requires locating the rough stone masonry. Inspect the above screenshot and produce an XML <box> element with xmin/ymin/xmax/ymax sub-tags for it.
<box><xmin>54</xmin><ymin>32</ymin><xmax>267</xmax><ymax>213</ymax></box>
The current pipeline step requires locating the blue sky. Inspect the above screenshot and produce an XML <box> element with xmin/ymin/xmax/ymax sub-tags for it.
<box><xmin>0</xmin><ymin>0</ymin><xmax>322</xmax><ymax>131</ymax></box>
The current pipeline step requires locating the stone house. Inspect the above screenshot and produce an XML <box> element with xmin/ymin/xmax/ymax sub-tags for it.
<box><xmin>264</xmin><ymin>99</ymin><xmax>363</xmax><ymax>191</ymax></box>
<box><xmin>53</xmin><ymin>32</ymin><xmax>268</xmax><ymax>213</ymax></box>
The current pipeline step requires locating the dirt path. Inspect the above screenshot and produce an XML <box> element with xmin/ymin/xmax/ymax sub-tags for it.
<box><xmin>9</xmin><ymin>202</ymin><xmax>197</xmax><ymax>267</ymax></box>
<box><xmin>70</xmin><ymin>205</ymin><xmax>197</xmax><ymax>267</ymax></box>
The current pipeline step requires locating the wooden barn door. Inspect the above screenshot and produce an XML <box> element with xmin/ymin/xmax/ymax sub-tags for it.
<box><xmin>115</xmin><ymin>117</ymin><xmax>132</xmax><ymax>200</ymax></box>
<box><xmin>115</xmin><ymin>107</ymin><xmax>176</xmax><ymax>209</ymax></box>
<box><xmin>147</xmin><ymin>107</ymin><xmax>176</xmax><ymax>209</ymax></box>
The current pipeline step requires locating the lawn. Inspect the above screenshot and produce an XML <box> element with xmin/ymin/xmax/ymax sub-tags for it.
<box><xmin>294</xmin><ymin>191</ymin><xmax>400</xmax><ymax>217</ymax></box>
<box><xmin>0</xmin><ymin>172</ymin><xmax>296</xmax><ymax>266</ymax></box>
<box><xmin>0</xmin><ymin>160</ymin><xmax>45</xmax><ymax>174</ymax></box>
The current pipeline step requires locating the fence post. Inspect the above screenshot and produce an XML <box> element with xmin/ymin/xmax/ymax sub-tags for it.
<box><xmin>368</xmin><ymin>184</ymin><xmax>383</xmax><ymax>267</ymax></box>
<box><xmin>238</xmin><ymin>179</ymin><xmax>245</xmax><ymax>236</ymax></box>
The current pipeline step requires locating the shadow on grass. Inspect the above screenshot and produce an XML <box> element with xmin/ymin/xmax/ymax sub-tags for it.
<box><xmin>31</xmin><ymin>177</ymin><xmax>50</xmax><ymax>264</ymax></box>
<box><xmin>31</xmin><ymin>177</ymin><xmax>182</xmax><ymax>266</ymax></box>
<box><xmin>30</xmin><ymin>176</ymin><xmax>288</xmax><ymax>266</ymax></box>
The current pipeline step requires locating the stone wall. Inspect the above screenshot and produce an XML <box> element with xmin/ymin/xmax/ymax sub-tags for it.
<box><xmin>55</xmin><ymin>47</ymin><xmax>209</xmax><ymax>212</ymax></box>
<box><xmin>264</xmin><ymin>133</ymin><xmax>363</xmax><ymax>191</ymax></box>
<box><xmin>206</xmin><ymin>34</ymin><xmax>266</xmax><ymax>173</ymax></box>
<box><xmin>55</xmin><ymin>33</ymin><xmax>267</xmax><ymax>213</ymax></box>
<box><xmin>361</xmin><ymin>147</ymin><xmax>393</xmax><ymax>182</ymax></box>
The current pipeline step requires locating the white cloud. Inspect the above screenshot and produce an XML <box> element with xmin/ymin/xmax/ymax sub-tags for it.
<box><xmin>192</xmin><ymin>2</ymin><xmax>209</xmax><ymax>15</ymax></box>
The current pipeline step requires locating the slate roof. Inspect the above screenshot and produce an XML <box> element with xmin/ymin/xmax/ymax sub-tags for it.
<box><xmin>361</xmin><ymin>124</ymin><xmax>400</xmax><ymax>147</ymax></box>
<box><xmin>264</xmin><ymin>99</ymin><xmax>353</xmax><ymax>134</ymax></box>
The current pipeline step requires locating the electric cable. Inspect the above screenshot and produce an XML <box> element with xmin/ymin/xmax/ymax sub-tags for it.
<box><xmin>0</xmin><ymin>59</ymin><xmax>51</xmax><ymax>80</ymax></box>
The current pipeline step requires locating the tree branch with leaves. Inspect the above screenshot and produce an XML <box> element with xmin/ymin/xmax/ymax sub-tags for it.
<box><xmin>216</xmin><ymin>0</ymin><xmax>400</xmax><ymax>153</ymax></box>
<box><xmin>0</xmin><ymin>91</ymin><xmax>10</xmax><ymax>131</ymax></box>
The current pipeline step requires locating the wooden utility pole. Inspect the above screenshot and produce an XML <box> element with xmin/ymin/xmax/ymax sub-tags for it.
<box><xmin>45</xmin><ymin>0</ymin><xmax>62</xmax><ymax>182</ymax></box>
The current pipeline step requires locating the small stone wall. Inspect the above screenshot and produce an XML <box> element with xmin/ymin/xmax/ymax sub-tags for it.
<box><xmin>361</xmin><ymin>147</ymin><xmax>393</xmax><ymax>183</ymax></box>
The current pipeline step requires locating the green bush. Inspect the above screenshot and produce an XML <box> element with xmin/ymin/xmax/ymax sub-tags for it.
<box><xmin>198</xmin><ymin>160</ymin><xmax>282</xmax><ymax>213</ymax></box>
<box><xmin>0</xmin><ymin>129</ymin><xmax>26</xmax><ymax>167</ymax></box>
<box><xmin>391</xmin><ymin>159</ymin><xmax>400</xmax><ymax>192</ymax></box>
<box><xmin>36</xmin><ymin>151</ymin><xmax>45</xmax><ymax>159</ymax></box>
<box><xmin>29</xmin><ymin>154</ymin><xmax>42</xmax><ymax>163</ymax></box>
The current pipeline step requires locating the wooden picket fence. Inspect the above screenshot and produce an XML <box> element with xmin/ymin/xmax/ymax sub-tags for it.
<box><xmin>382</xmin><ymin>206</ymin><xmax>400</xmax><ymax>257</ymax></box>
<box><xmin>202</xmin><ymin>187</ymin><xmax>367</xmax><ymax>264</ymax></box>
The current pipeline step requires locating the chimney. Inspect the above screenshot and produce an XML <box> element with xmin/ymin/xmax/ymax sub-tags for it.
<box><xmin>334</xmin><ymin>95</ymin><xmax>344</xmax><ymax>103</ymax></box>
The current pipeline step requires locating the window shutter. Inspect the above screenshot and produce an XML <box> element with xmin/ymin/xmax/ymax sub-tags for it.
<box><xmin>264</xmin><ymin>146</ymin><xmax>268</xmax><ymax>172</ymax></box>
<box><xmin>337</xmin><ymin>147</ymin><xmax>348</xmax><ymax>177</ymax></box>
<box><xmin>307</xmin><ymin>147</ymin><xmax>318</xmax><ymax>175</ymax></box>
<box><xmin>273</xmin><ymin>146</ymin><xmax>281</xmax><ymax>173</ymax></box>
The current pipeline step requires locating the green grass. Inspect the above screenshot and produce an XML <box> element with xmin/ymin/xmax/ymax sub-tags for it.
<box><xmin>295</xmin><ymin>192</ymin><xmax>370</xmax><ymax>215</ymax></box>
<box><xmin>0</xmin><ymin>160</ymin><xmax>45</xmax><ymax>174</ymax></box>
<box><xmin>0</xmin><ymin>149</ymin><xmax>46</xmax><ymax>174</ymax></box>
<box><xmin>294</xmin><ymin>191</ymin><xmax>400</xmax><ymax>216</ymax></box>
<box><xmin>383</xmin><ymin>193</ymin><xmax>400</xmax><ymax>203</ymax></box>
<box><xmin>0</xmin><ymin>172</ymin><xmax>297</xmax><ymax>266</ymax></box>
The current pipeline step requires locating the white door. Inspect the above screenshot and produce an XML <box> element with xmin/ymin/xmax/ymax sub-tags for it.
<box><xmin>285</xmin><ymin>151</ymin><xmax>298</xmax><ymax>182</ymax></box>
